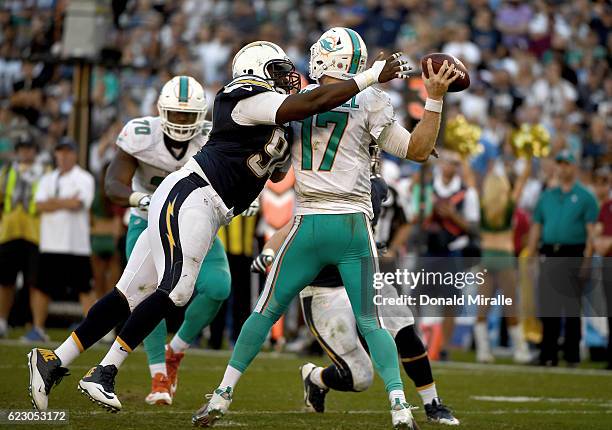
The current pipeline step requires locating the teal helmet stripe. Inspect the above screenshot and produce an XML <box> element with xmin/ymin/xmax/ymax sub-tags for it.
<box><xmin>178</xmin><ymin>76</ymin><xmax>189</xmax><ymax>102</ymax></box>
<box><xmin>344</xmin><ymin>28</ymin><xmax>362</xmax><ymax>74</ymax></box>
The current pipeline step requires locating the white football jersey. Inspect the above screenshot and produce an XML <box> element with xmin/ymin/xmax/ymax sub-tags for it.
<box><xmin>116</xmin><ymin>116</ymin><xmax>211</xmax><ymax>218</ymax></box>
<box><xmin>290</xmin><ymin>85</ymin><xmax>395</xmax><ymax>219</ymax></box>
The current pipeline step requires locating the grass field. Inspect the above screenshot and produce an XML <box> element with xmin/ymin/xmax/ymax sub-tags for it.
<box><xmin>1</xmin><ymin>331</ymin><xmax>611</xmax><ymax>430</ymax></box>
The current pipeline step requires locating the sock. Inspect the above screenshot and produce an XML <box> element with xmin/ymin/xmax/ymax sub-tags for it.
<box><xmin>0</xmin><ymin>318</ymin><xmax>7</xmax><ymax>333</ymax></box>
<box><xmin>100</xmin><ymin>337</ymin><xmax>131</xmax><ymax>369</ymax></box>
<box><xmin>149</xmin><ymin>363</ymin><xmax>167</xmax><ymax>377</ymax></box>
<box><xmin>417</xmin><ymin>383</ymin><xmax>438</xmax><ymax>405</ymax></box>
<box><xmin>321</xmin><ymin>365</ymin><xmax>356</xmax><ymax>391</ymax></box>
<box><xmin>117</xmin><ymin>290</ymin><xmax>174</xmax><ymax>351</ymax></box>
<box><xmin>54</xmin><ymin>332</ymin><xmax>82</xmax><ymax>367</ymax></box>
<box><xmin>219</xmin><ymin>365</ymin><xmax>242</xmax><ymax>390</ymax></box>
<box><xmin>228</xmin><ymin>312</ymin><xmax>275</xmax><ymax>373</ymax></box>
<box><xmin>176</xmin><ymin>291</ymin><xmax>224</xmax><ymax>344</ymax></box>
<box><xmin>395</xmin><ymin>325</ymin><xmax>435</xmax><ymax>394</ymax></box>
<box><xmin>309</xmin><ymin>366</ymin><xmax>327</xmax><ymax>389</ymax></box>
<box><xmin>143</xmin><ymin>319</ymin><xmax>168</xmax><ymax>367</ymax></box>
<box><xmin>169</xmin><ymin>334</ymin><xmax>190</xmax><ymax>354</ymax></box>
<box><xmin>389</xmin><ymin>389</ymin><xmax>406</xmax><ymax>405</ymax></box>
<box><xmin>474</xmin><ymin>321</ymin><xmax>491</xmax><ymax>356</ymax></box>
<box><xmin>74</xmin><ymin>288</ymin><xmax>130</xmax><ymax>350</ymax></box>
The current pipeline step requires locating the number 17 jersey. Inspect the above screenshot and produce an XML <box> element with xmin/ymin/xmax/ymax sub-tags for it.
<box><xmin>290</xmin><ymin>84</ymin><xmax>396</xmax><ymax>220</ymax></box>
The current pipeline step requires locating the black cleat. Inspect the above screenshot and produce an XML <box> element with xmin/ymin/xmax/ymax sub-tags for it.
<box><xmin>77</xmin><ymin>365</ymin><xmax>122</xmax><ymax>412</ymax></box>
<box><xmin>425</xmin><ymin>398</ymin><xmax>460</xmax><ymax>425</ymax></box>
<box><xmin>28</xmin><ymin>348</ymin><xmax>70</xmax><ymax>411</ymax></box>
<box><xmin>300</xmin><ymin>363</ymin><xmax>329</xmax><ymax>413</ymax></box>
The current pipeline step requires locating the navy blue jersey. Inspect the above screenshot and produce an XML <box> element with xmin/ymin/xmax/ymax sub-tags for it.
<box><xmin>193</xmin><ymin>76</ymin><xmax>291</xmax><ymax>214</ymax></box>
<box><xmin>310</xmin><ymin>176</ymin><xmax>388</xmax><ymax>288</ymax></box>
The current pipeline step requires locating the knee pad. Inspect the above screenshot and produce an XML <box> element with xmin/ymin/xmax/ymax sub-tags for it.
<box><xmin>168</xmin><ymin>277</ymin><xmax>195</xmax><ymax>306</ymax></box>
<box><xmin>201</xmin><ymin>270</ymin><xmax>231</xmax><ymax>302</ymax></box>
<box><xmin>349</xmin><ymin>355</ymin><xmax>374</xmax><ymax>392</ymax></box>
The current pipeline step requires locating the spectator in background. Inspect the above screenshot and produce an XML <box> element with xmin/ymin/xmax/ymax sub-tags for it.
<box><xmin>529</xmin><ymin>60</ymin><xmax>578</xmax><ymax>122</ymax></box>
<box><xmin>474</xmin><ymin>161</ymin><xmax>531</xmax><ymax>364</ymax></box>
<box><xmin>0</xmin><ymin>133</ymin><xmax>45</xmax><ymax>337</ymax></box>
<box><xmin>24</xmin><ymin>138</ymin><xmax>95</xmax><ymax>342</ymax></box>
<box><xmin>591</xmin><ymin>168</ymin><xmax>611</xmax><ymax>369</ymax></box>
<box><xmin>528</xmin><ymin>150</ymin><xmax>599</xmax><ymax>366</ymax></box>
<box><xmin>413</xmin><ymin>151</ymin><xmax>480</xmax><ymax>359</ymax></box>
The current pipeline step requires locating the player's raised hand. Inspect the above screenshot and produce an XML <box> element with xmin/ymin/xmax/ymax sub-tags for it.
<box><xmin>376</xmin><ymin>52</ymin><xmax>412</xmax><ymax>83</ymax></box>
<box><xmin>422</xmin><ymin>58</ymin><xmax>459</xmax><ymax>100</ymax></box>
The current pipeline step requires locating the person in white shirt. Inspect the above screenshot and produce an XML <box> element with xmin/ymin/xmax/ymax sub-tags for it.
<box><xmin>27</xmin><ymin>138</ymin><xmax>95</xmax><ymax>342</ymax></box>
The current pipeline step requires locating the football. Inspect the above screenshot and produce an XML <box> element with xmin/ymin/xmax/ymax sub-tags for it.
<box><xmin>421</xmin><ymin>53</ymin><xmax>470</xmax><ymax>92</ymax></box>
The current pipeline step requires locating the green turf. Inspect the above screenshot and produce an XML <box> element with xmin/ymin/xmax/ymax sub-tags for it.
<box><xmin>2</xmin><ymin>335</ymin><xmax>611</xmax><ymax>430</ymax></box>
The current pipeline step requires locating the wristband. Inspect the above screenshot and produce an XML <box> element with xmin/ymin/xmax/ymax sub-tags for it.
<box><xmin>424</xmin><ymin>98</ymin><xmax>443</xmax><ymax>113</ymax></box>
<box><xmin>353</xmin><ymin>60</ymin><xmax>386</xmax><ymax>91</ymax></box>
<box><xmin>129</xmin><ymin>192</ymin><xmax>149</xmax><ymax>207</ymax></box>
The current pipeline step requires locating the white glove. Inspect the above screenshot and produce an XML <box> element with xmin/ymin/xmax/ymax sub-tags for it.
<box><xmin>129</xmin><ymin>192</ymin><xmax>151</xmax><ymax>211</ymax></box>
<box><xmin>241</xmin><ymin>198</ymin><xmax>260</xmax><ymax>217</ymax></box>
<box><xmin>251</xmin><ymin>249</ymin><xmax>275</xmax><ymax>273</ymax></box>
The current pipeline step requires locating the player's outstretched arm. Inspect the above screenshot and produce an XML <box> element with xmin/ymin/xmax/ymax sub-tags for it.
<box><xmin>405</xmin><ymin>59</ymin><xmax>459</xmax><ymax>162</ymax></box>
<box><xmin>275</xmin><ymin>52</ymin><xmax>409</xmax><ymax>124</ymax></box>
<box><xmin>105</xmin><ymin>148</ymin><xmax>139</xmax><ymax>207</ymax></box>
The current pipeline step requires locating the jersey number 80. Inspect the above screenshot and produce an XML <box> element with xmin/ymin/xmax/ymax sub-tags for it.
<box><xmin>247</xmin><ymin>127</ymin><xmax>290</xmax><ymax>178</ymax></box>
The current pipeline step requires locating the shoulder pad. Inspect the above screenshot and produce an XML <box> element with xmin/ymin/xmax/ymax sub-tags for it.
<box><xmin>116</xmin><ymin>116</ymin><xmax>157</xmax><ymax>155</ymax></box>
<box><xmin>224</xmin><ymin>75</ymin><xmax>275</xmax><ymax>93</ymax></box>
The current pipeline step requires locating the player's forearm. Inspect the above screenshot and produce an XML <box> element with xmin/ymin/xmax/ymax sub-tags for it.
<box><xmin>105</xmin><ymin>177</ymin><xmax>133</xmax><ymax>207</ymax></box>
<box><xmin>276</xmin><ymin>80</ymin><xmax>360</xmax><ymax>123</ymax></box>
<box><xmin>406</xmin><ymin>110</ymin><xmax>441</xmax><ymax>162</ymax></box>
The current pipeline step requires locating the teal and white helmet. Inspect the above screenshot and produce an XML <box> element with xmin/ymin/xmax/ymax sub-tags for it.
<box><xmin>157</xmin><ymin>76</ymin><xmax>207</xmax><ymax>142</ymax></box>
<box><xmin>309</xmin><ymin>27</ymin><xmax>368</xmax><ymax>81</ymax></box>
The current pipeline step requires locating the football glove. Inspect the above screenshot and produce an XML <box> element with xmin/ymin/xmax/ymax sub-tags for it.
<box><xmin>241</xmin><ymin>198</ymin><xmax>260</xmax><ymax>217</ymax></box>
<box><xmin>251</xmin><ymin>249</ymin><xmax>275</xmax><ymax>274</ymax></box>
<box><xmin>129</xmin><ymin>192</ymin><xmax>151</xmax><ymax>211</ymax></box>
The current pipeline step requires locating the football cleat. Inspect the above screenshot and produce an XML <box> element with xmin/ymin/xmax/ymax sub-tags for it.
<box><xmin>391</xmin><ymin>399</ymin><xmax>419</xmax><ymax>430</ymax></box>
<box><xmin>165</xmin><ymin>345</ymin><xmax>185</xmax><ymax>397</ymax></box>
<box><xmin>27</xmin><ymin>348</ymin><xmax>69</xmax><ymax>411</ymax></box>
<box><xmin>425</xmin><ymin>398</ymin><xmax>460</xmax><ymax>426</ymax></box>
<box><xmin>300</xmin><ymin>363</ymin><xmax>328</xmax><ymax>413</ymax></box>
<box><xmin>192</xmin><ymin>387</ymin><xmax>232</xmax><ymax>427</ymax></box>
<box><xmin>144</xmin><ymin>373</ymin><xmax>172</xmax><ymax>405</ymax></box>
<box><xmin>77</xmin><ymin>365</ymin><xmax>122</xmax><ymax>412</ymax></box>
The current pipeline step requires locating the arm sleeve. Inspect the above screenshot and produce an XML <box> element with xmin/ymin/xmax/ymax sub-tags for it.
<box><xmin>365</xmin><ymin>88</ymin><xmax>396</xmax><ymax>140</ymax></box>
<box><xmin>231</xmin><ymin>92</ymin><xmax>289</xmax><ymax>126</ymax></box>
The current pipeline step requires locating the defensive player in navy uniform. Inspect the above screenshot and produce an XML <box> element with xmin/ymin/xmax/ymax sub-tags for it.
<box><xmin>27</xmin><ymin>40</ymin><xmax>411</xmax><ymax>413</ymax></box>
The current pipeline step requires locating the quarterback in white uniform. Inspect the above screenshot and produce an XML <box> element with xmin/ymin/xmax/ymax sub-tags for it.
<box><xmin>244</xmin><ymin>27</ymin><xmax>460</xmax><ymax>430</ymax></box>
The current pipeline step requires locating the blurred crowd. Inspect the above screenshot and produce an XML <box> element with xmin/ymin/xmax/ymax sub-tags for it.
<box><xmin>0</xmin><ymin>0</ymin><xmax>610</xmax><ymax>366</ymax></box>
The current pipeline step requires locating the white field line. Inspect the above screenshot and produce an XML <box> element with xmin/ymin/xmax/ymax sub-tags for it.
<box><xmin>69</xmin><ymin>409</ymin><xmax>612</xmax><ymax>416</ymax></box>
<box><xmin>3</xmin><ymin>338</ymin><xmax>612</xmax><ymax>377</ymax></box>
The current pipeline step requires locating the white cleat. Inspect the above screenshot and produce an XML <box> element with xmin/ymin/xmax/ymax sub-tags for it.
<box><xmin>77</xmin><ymin>365</ymin><xmax>122</xmax><ymax>413</ymax></box>
<box><xmin>192</xmin><ymin>387</ymin><xmax>232</xmax><ymax>427</ymax></box>
<box><xmin>27</xmin><ymin>348</ymin><xmax>69</xmax><ymax>411</ymax></box>
<box><xmin>391</xmin><ymin>400</ymin><xmax>419</xmax><ymax>430</ymax></box>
